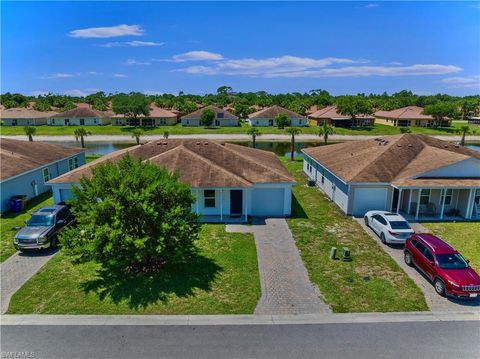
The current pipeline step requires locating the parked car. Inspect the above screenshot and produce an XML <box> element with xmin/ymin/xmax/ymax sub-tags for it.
<box><xmin>14</xmin><ymin>205</ymin><xmax>74</xmax><ymax>251</ymax></box>
<box><xmin>404</xmin><ymin>234</ymin><xmax>480</xmax><ymax>298</ymax></box>
<box><xmin>364</xmin><ymin>211</ymin><xmax>414</xmax><ymax>244</ymax></box>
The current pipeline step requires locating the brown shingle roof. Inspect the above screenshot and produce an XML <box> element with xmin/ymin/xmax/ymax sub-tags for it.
<box><xmin>48</xmin><ymin>140</ymin><xmax>294</xmax><ymax>187</ymax></box>
<box><xmin>181</xmin><ymin>105</ymin><xmax>238</xmax><ymax>120</ymax></box>
<box><xmin>309</xmin><ymin>105</ymin><xmax>374</xmax><ymax>119</ymax></box>
<box><xmin>302</xmin><ymin>134</ymin><xmax>480</xmax><ymax>187</ymax></box>
<box><xmin>248</xmin><ymin>105</ymin><xmax>305</xmax><ymax>119</ymax></box>
<box><xmin>53</xmin><ymin>107</ymin><xmax>111</xmax><ymax>118</ymax></box>
<box><xmin>0</xmin><ymin>108</ymin><xmax>58</xmax><ymax>119</ymax></box>
<box><xmin>374</xmin><ymin>106</ymin><xmax>432</xmax><ymax>120</ymax></box>
<box><xmin>112</xmin><ymin>104</ymin><xmax>177</xmax><ymax>119</ymax></box>
<box><xmin>0</xmin><ymin>138</ymin><xmax>84</xmax><ymax>181</ymax></box>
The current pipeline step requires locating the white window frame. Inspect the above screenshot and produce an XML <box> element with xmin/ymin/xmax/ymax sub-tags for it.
<box><xmin>204</xmin><ymin>190</ymin><xmax>216</xmax><ymax>208</ymax></box>
<box><xmin>420</xmin><ymin>189</ymin><xmax>430</xmax><ymax>205</ymax></box>
<box><xmin>440</xmin><ymin>189</ymin><xmax>453</xmax><ymax>205</ymax></box>
<box><xmin>42</xmin><ymin>168</ymin><xmax>50</xmax><ymax>183</ymax></box>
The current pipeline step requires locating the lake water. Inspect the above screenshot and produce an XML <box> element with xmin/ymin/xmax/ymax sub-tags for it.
<box><xmin>51</xmin><ymin>140</ymin><xmax>480</xmax><ymax>157</ymax></box>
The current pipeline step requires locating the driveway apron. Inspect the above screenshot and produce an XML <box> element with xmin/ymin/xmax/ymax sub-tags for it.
<box><xmin>227</xmin><ymin>218</ymin><xmax>331</xmax><ymax>315</ymax></box>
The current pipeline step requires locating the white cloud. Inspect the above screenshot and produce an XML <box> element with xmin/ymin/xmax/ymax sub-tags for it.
<box><xmin>87</xmin><ymin>71</ymin><xmax>102</xmax><ymax>75</ymax></box>
<box><xmin>31</xmin><ymin>90</ymin><xmax>50</xmax><ymax>97</ymax></box>
<box><xmin>172</xmin><ymin>51</ymin><xmax>224</xmax><ymax>62</ymax></box>
<box><xmin>100</xmin><ymin>40</ymin><xmax>164</xmax><ymax>48</ymax></box>
<box><xmin>63</xmin><ymin>88</ymin><xmax>101</xmax><ymax>97</ymax></box>
<box><xmin>113</xmin><ymin>73</ymin><xmax>128</xmax><ymax>78</ymax></box>
<box><xmin>364</xmin><ymin>4</ymin><xmax>379</xmax><ymax>8</ymax></box>
<box><xmin>143</xmin><ymin>90</ymin><xmax>164</xmax><ymax>95</ymax></box>
<box><xmin>440</xmin><ymin>76</ymin><xmax>480</xmax><ymax>88</ymax></box>
<box><xmin>69</xmin><ymin>24</ymin><xmax>143</xmax><ymax>38</ymax></box>
<box><xmin>39</xmin><ymin>72</ymin><xmax>77</xmax><ymax>79</ymax></box>
<box><xmin>125</xmin><ymin>59</ymin><xmax>151</xmax><ymax>65</ymax></box>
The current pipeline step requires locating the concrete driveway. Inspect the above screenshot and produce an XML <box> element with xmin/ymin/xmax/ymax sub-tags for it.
<box><xmin>355</xmin><ymin>218</ymin><xmax>480</xmax><ymax>311</ymax></box>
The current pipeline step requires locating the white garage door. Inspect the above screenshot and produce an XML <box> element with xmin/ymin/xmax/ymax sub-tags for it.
<box><xmin>353</xmin><ymin>188</ymin><xmax>388</xmax><ymax>216</ymax></box>
<box><xmin>251</xmin><ymin>188</ymin><xmax>285</xmax><ymax>217</ymax></box>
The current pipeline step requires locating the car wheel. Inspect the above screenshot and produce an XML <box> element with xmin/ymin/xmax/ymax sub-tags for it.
<box><xmin>434</xmin><ymin>278</ymin><xmax>446</xmax><ymax>297</ymax></box>
<box><xmin>364</xmin><ymin>216</ymin><xmax>369</xmax><ymax>227</ymax></box>
<box><xmin>380</xmin><ymin>232</ymin><xmax>386</xmax><ymax>244</ymax></box>
<box><xmin>404</xmin><ymin>251</ymin><xmax>413</xmax><ymax>267</ymax></box>
<box><xmin>50</xmin><ymin>237</ymin><xmax>57</xmax><ymax>249</ymax></box>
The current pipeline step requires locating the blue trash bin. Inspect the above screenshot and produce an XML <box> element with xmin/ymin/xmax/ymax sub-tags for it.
<box><xmin>9</xmin><ymin>198</ymin><xmax>23</xmax><ymax>213</ymax></box>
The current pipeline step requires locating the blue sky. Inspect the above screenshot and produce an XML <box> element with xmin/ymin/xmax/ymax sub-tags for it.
<box><xmin>2</xmin><ymin>1</ymin><xmax>479</xmax><ymax>96</ymax></box>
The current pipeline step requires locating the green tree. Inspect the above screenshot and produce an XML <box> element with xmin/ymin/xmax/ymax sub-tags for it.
<box><xmin>59</xmin><ymin>101</ymin><xmax>76</xmax><ymax>112</ymax></box>
<box><xmin>423</xmin><ymin>102</ymin><xmax>459</xmax><ymax>127</ymax></box>
<box><xmin>200</xmin><ymin>108</ymin><xmax>216</xmax><ymax>127</ymax></box>
<box><xmin>163</xmin><ymin>130</ymin><xmax>170</xmax><ymax>139</ymax></box>
<box><xmin>74</xmin><ymin>127</ymin><xmax>92</xmax><ymax>148</ymax></box>
<box><xmin>400</xmin><ymin>127</ymin><xmax>412</xmax><ymax>134</ymax></box>
<box><xmin>457</xmin><ymin>125</ymin><xmax>471</xmax><ymax>146</ymax></box>
<box><xmin>246</xmin><ymin>127</ymin><xmax>261</xmax><ymax>148</ymax></box>
<box><xmin>336</xmin><ymin>96</ymin><xmax>373</xmax><ymax>126</ymax></box>
<box><xmin>23</xmin><ymin>126</ymin><xmax>36</xmax><ymax>141</ymax></box>
<box><xmin>286</xmin><ymin>127</ymin><xmax>302</xmax><ymax>161</ymax></box>
<box><xmin>112</xmin><ymin>93</ymin><xmax>150</xmax><ymax>123</ymax></box>
<box><xmin>60</xmin><ymin>155</ymin><xmax>201</xmax><ymax>271</ymax></box>
<box><xmin>275</xmin><ymin>113</ymin><xmax>290</xmax><ymax>129</ymax></box>
<box><xmin>131</xmin><ymin>128</ymin><xmax>144</xmax><ymax>145</ymax></box>
<box><xmin>217</xmin><ymin>86</ymin><xmax>233</xmax><ymax>95</ymax></box>
<box><xmin>317</xmin><ymin>121</ymin><xmax>335</xmax><ymax>145</ymax></box>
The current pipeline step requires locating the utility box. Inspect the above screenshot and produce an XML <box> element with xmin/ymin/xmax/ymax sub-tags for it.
<box><xmin>341</xmin><ymin>247</ymin><xmax>352</xmax><ymax>262</ymax></box>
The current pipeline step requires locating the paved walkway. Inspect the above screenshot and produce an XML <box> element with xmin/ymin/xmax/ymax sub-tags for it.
<box><xmin>0</xmin><ymin>249</ymin><xmax>58</xmax><ymax>314</ymax></box>
<box><xmin>355</xmin><ymin>218</ymin><xmax>480</xmax><ymax>311</ymax></box>
<box><xmin>227</xmin><ymin>218</ymin><xmax>331</xmax><ymax>315</ymax></box>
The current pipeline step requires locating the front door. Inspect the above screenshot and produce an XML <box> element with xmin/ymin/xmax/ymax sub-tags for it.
<box><xmin>230</xmin><ymin>190</ymin><xmax>243</xmax><ymax>216</ymax></box>
<box><xmin>80</xmin><ymin>119</ymin><xmax>85</xmax><ymax>126</ymax></box>
<box><xmin>392</xmin><ymin>188</ymin><xmax>400</xmax><ymax>212</ymax></box>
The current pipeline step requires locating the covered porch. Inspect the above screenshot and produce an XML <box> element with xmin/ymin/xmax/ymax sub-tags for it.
<box><xmin>391</xmin><ymin>187</ymin><xmax>480</xmax><ymax>221</ymax></box>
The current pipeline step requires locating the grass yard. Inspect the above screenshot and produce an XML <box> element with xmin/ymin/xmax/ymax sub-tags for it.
<box><xmin>0</xmin><ymin>192</ymin><xmax>53</xmax><ymax>262</ymax></box>
<box><xmin>283</xmin><ymin>157</ymin><xmax>428</xmax><ymax>313</ymax></box>
<box><xmin>422</xmin><ymin>222</ymin><xmax>480</xmax><ymax>272</ymax></box>
<box><xmin>8</xmin><ymin>224</ymin><xmax>261</xmax><ymax>314</ymax></box>
<box><xmin>0</xmin><ymin>122</ymin><xmax>469</xmax><ymax>137</ymax></box>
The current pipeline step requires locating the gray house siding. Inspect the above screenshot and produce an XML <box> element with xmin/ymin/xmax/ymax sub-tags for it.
<box><xmin>0</xmin><ymin>153</ymin><xmax>86</xmax><ymax>212</ymax></box>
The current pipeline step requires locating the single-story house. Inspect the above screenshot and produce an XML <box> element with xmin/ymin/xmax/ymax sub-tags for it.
<box><xmin>374</xmin><ymin>106</ymin><xmax>451</xmax><ymax>127</ymax></box>
<box><xmin>0</xmin><ymin>108</ymin><xmax>58</xmax><ymax>126</ymax></box>
<box><xmin>48</xmin><ymin>140</ymin><xmax>294</xmax><ymax>221</ymax></box>
<box><xmin>181</xmin><ymin>106</ymin><xmax>239</xmax><ymax>127</ymax></box>
<box><xmin>247</xmin><ymin>105</ymin><xmax>307</xmax><ymax>127</ymax></box>
<box><xmin>48</xmin><ymin>107</ymin><xmax>112</xmax><ymax>126</ymax></box>
<box><xmin>112</xmin><ymin>104</ymin><xmax>177</xmax><ymax>126</ymax></box>
<box><xmin>308</xmin><ymin>105</ymin><xmax>374</xmax><ymax>128</ymax></box>
<box><xmin>0</xmin><ymin>138</ymin><xmax>86</xmax><ymax>213</ymax></box>
<box><xmin>302</xmin><ymin>134</ymin><xmax>480</xmax><ymax>221</ymax></box>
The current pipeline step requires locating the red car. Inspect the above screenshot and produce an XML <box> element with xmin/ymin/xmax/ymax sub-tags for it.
<box><xmin>404</xmin><ymin>233</ymin><xmax>480</xmax><ymax>298</ymax></box>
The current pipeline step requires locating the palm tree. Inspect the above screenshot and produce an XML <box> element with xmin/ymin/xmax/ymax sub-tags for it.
<box><xmin>286</xmin><ymin>127</ymin><xmax>302</xmax><ymax>161</ymax></box>
<box><xmin>23</xmin><ymin>126</ymin><xmax>36</xmax><ymax>142</ymax></box>
<box><xmin>163</xmin><ymin>130</ymin><xmax>170</xmax><ymax>139</ymax></box>
<box><xmin>131</xmin><ymin>128</ymin><xmax>144</xmax><ymax>145</ymax></box>
<box><xmin>317</xmin><ymin>121</ymin><xmax>335</xmax><ymax>145</ymax></box>
<box><xmin>246</xmin><ymin>127</ymin><xmax>261</xmax><ymax>148</ymax></box>
<box><xmin>74</xmin><ymin>128</ymin><xmax>92</xmax><ymax>148</ymax></box>
<box><xmin>458</xmin><ymin>125</ymin><xmax>471</xmax><ymax>146</ymax></box>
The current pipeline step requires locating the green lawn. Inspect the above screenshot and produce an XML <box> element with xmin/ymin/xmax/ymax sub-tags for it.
<box><xmin>8</xmin><ymin>224</ymin><xmax>261</xmax><ymax>314</ymax></box>
<box><xmin>422</xmin><ymin>222</ymin><xmax>480</xmax><ymax>272</ymax></box>
<box><xmin>0</xmin><ymin>121</ymin><xmax>471</xmax><ymax>137</ymax></box>
<box><xmin>0</xmin><ymin>192</ymin><xmax>53</xmax><ymax>262</ymax></box>
<box><xmin>283</xmin><ymin>158</ymin><xmax>428</xmax><ymax>313</ymax></box>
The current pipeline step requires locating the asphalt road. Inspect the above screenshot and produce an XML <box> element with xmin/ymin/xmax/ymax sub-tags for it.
<box><xmin>2</xmin><ymin>321</ymin><xmax>479</xmax><ymax>359</ymax></box>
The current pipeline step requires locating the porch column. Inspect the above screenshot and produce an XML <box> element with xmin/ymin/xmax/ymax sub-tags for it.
<box><xmin>396</xmin><ymin>189</ymin><xmax>403</xmax><ymax>214</ymax></box>
<box><xmin>196</xmin><ymin>189</ymin><xmax>200</xmax><ymax>214</ymax></box>
<box><xmin>440</xmin><ymin>188</ymin><xmax>447</xmax><ymax>220</ymax></box>
<box><xmin>465</xmin><ymin>189</ymin><xmax>475</xmax><ymax>219</ymax></box>
<box><xmin>220</xmin><ymin>189</ymin><xmax>223</xmax><ymax>221</ymax></box>
<box><xmin>415</xmin><ymin>188</ymin><xmax>421</xmax><ymax>220</ymax></box>
<box><xmin>407</xmin><ymin>190</ymin><xmax>413</xmax><ymax>214</ymax></box>
<box><xmin>244</xmin><ymin>189</ymin><xmax>248</xmax><ymax>221</ymax></box>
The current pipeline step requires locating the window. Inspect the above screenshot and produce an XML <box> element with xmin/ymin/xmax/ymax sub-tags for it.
<box><xmin>68</xmin><ymin>157</ymin><xmax>79</xmax><ymax>171</ymax></box>
<box><xmin>413</xmin><ymin>240</ymin><xmax>426</xmax><ymax>253</ymax></box>
<box><xmin>268</xmin><ymin>119</ymin><xmax>274</xmax><ymax>126</ymax></box>
<box><xmin>204</xmin><ymin>190</ymin><xmax>216</xmax><ymax>208</ymax></box>
<box><xmin>42</xmin><ymin>168</ymin><xmax>50</xmax><ymax>183</ymax></box>
<box><xmin>415</xmin><ymin>119</ymin><xmax>421</xmax><ymax>126</ymax></box>
<box><xmin>373</xmin><ymin>215</ymin><xmax>387</xmax><ymax>226</ymax></box>
<box><xmin>51</xmin><ymin>119</ymin><xmax>56</xmax><ymax>125</ymax></box>
<box><xmin>422</xmin><ymin>248</ymin><xmax>434</xmax><ymax>262</ymax></box>
<box><xmin>217</xmin><ymin>112</ymin><xmax>224</xmax><ymax>119</ymax></box>
<box><xmin>440</xmin><ymin>189</ymin><xmax>452</xmax><ymax>205</ymax></box>
<box><xmin>115</xmin><ymin>119</ymin><xmax>122</xmax><ymax>125</ymax></box>
<box><xmin>420</xmin><ymin>189</ymin><xmax>430</xmax><ymax>205</ymax></box>
<box><xmin>12</xmin><ymin>119</ymin><xmax>18</xmax><ymax>126</ymax></box>
<box><xmin>159</xmin><ymin>119</ymin><xmax>166</xmax><ymax>125</ymax></box>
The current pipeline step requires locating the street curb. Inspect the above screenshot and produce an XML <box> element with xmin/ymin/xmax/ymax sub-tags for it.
<box><xmin>1</xmin><ymin>311</ymin><xmax>478</xmax><ymax>326</ymax></box>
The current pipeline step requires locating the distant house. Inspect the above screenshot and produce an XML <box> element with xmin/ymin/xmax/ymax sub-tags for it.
<box><xmin>0</xmin><ymin>108</ymin><xmax>58</xmax><ymax>126</ymax></box>
<box><xmin>48</xmin><ymin>107</ymin><xmax>112</xmax><ymax>126</ymax></box>
<box><xmin>181</xmin><ymin>106</ymin><xmax>239</xmax><ymax>127</ymax></box>
<box><xmin>112</xmin><ymin>104</ymin><xmax>177</xmax><ymax>126</ymax></box>
<box><xmin>247</xmin><ymin>105</ymin><xmax>307</xmax><ymax>127</ymax></box>
<box><xmin>308</xmin><ymin>105</ymin><xmax>374</xmax><ymax>128</ymax></box>
<box><xmin>48</xmin><ymin>140</ymin><xmax>294</xmax><ymax>221</ymax></box>
<box><xmin>302</xmin><ymin>134</ymin><xmax>480</xmax><ymax>220</ymax></box>
<box><xmin>0</xmin><ymin>138</ymin><xmax>86</xmax><ymax>212</ymax></box>
<box><xmin>374</xmin><ymin>106</ymin><xmax>451</xmax><ymax>127</ymax></box>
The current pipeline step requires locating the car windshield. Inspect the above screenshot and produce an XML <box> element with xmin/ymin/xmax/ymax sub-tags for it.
<box><xmin>389</xmin><ymin>221</ymin><xmax>411</xmax><ymax>230</ymax></box>
<box><xmin>26</xmin><ymin>215</ymin><xmax>54</xmax><ymax>227</ymax></box>
<box><xmin>436</xmin><ymin>254</ymin><xmax>469</xmax><ymax>269</ymax></box>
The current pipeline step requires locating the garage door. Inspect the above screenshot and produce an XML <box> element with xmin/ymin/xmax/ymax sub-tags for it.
<box><xmin>251</xmin><ymin>188</ymin><xmax>285</xmax><ymax>217</ymax></box>
<box><xmin>352</xmin><ymin>188</ymin><xmax>388</xmax><ymax>217</ymax></box>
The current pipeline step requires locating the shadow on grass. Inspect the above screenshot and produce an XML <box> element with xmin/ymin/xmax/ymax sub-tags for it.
<box><xmin>1</xmin><ymin>191</ymin><xmax>52</xmax><ymax>221</ymax></box>
<box><xmin>81</xmin><ymin>253</ymin><xmax>222</xmax><ymax>309</ymax></box>
<box><xmin>291</xmin><ymin>194</ymin><xmax>308</xmax><ymax>219</ymax></box>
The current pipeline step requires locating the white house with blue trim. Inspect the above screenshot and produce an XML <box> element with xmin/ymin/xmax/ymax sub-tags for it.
<box><xmin>0</xmin><ymin>138</ymin><xmax>85</xmax><ymax>212</ymax></box>
<box><xmin>303</xmin><ymin>134</ymin><xmax>480</xmax><ymax>221</ymax></box>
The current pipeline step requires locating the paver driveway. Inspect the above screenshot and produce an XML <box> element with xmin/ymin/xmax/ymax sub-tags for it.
<box><xmin>227</xmin><ymin>218</ymin><xmax>331</xmax><ymax>315</ymax></box>
<box><xmin>0</xmin><ymin>249</ymin><xmax>58</xmax><ymax>313</ymax></box>
<box><xmin>355</xmin><ymin>218</ymin><xmax>480</xmax><ymax>311</ymax></box>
